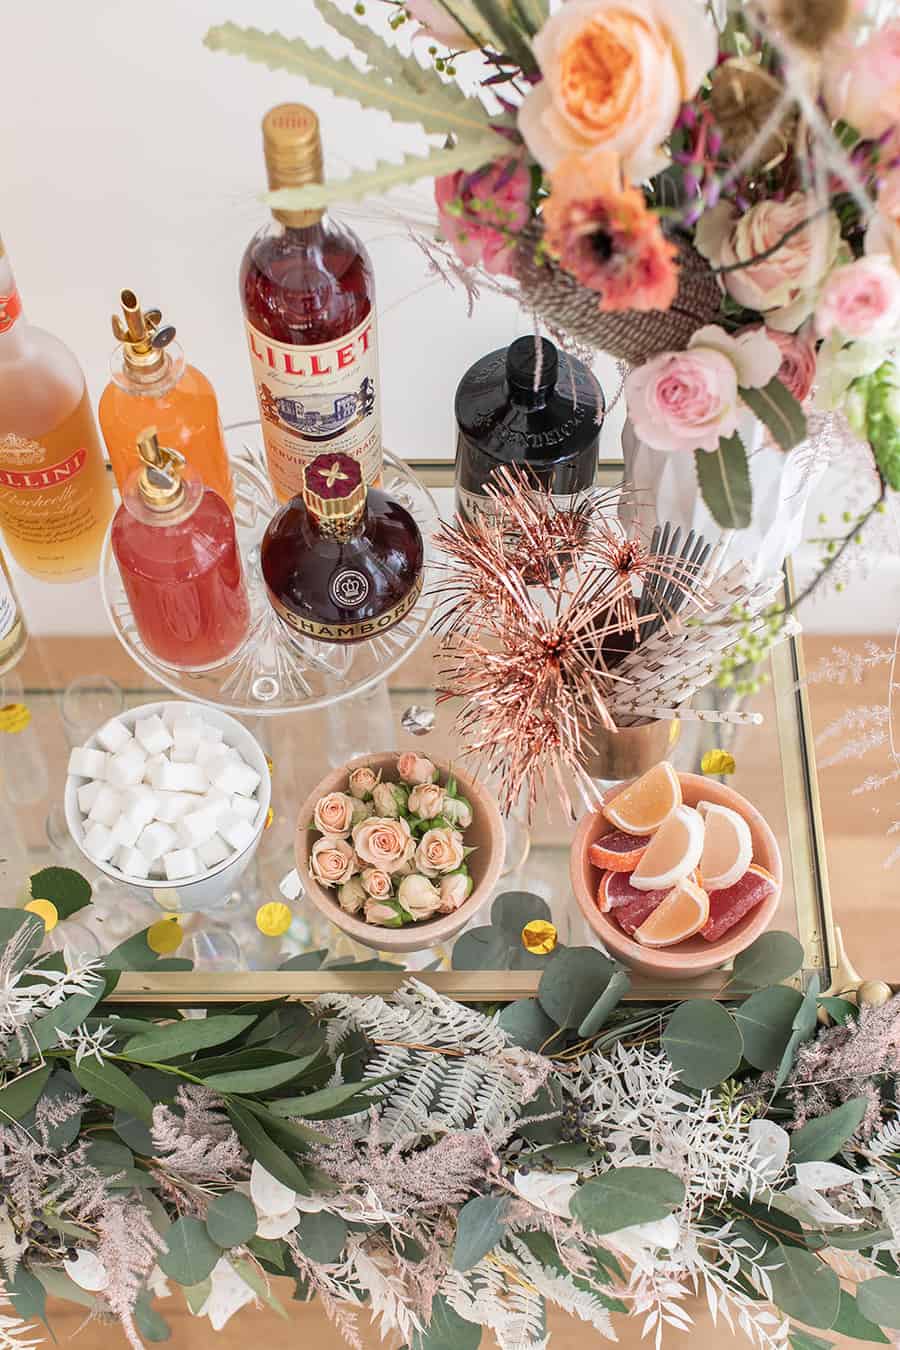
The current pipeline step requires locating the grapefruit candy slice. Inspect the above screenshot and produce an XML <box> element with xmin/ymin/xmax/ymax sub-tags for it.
<box><xmin>603</xmin><ymin>762</ymin><xmax>682</xmax><ymax>835</ymax></box>
<box><xmin>589</xmin><ymin>829</ymin><xmax>651</xmax><ymax>872</ymax></box>
<box><xmin>700</xmin><ymin>863</ymin><xmax>778</xmax><ymax>942</ymax></box>
<box><xmin>629</xmin><ymin>805</ymin><xmax>705</xmax><ymax>892</ymax></box>
<box><xmin>634</xmin><ymin>876</ymin><xmax>710</xmax><ymax>947</ymax></box>
<box><xmin>597</xmin><ymin>869</ymin><xmax>667</xmax><ymax>913</ymax></box>
<box><xmin>697</xmin><ymin>801</ymin><xmax>753</xmax><ymax>890</ymax></box>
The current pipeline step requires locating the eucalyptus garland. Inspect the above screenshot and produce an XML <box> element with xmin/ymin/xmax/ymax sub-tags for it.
<box><xmin>2</xmin><ymin>869</ymin><xmax>900</xmax><ymax>1350</ymax></box>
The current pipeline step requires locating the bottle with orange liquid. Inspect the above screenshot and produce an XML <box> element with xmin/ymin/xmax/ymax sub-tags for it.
<box><xmin>99</xmin><ymin>290</ymin><xmax>234</xmax><ymax>508</ymax></box>
<box><xmin>0</xmin><ymin>234</ymin><xmax>114</xmax><ymax>583</ymax></box>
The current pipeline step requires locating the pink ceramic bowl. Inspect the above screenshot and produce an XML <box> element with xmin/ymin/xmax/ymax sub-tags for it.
<box><xmin>570</xmin><ymin>772</ymin><xmax>782</xmax><ymax>979</ymax></box>
<box><xmin>295</xmin><ymin>752</ymin><xmax>506</xmax><ymax>954</ymax></box>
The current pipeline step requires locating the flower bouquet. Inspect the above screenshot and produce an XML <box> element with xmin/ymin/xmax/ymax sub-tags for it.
<box><xmin>208</xmin><ymin>0</ymin><xmax>900</xmax><ymax>538</ymax></box>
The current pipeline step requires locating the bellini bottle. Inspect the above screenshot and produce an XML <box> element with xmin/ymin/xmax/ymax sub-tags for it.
<box><xmin>0</xmin><ymin>235</ymin><xmax>114</xmax><ymax>582</ymax></box>
<box><xmin>240</xmin><ymin>104</ymin><xmax>381</xmax><ymax>503</ymax></box>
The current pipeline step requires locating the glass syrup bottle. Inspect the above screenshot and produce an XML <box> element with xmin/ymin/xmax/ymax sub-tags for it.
<box><xmin>111</xmin><ymin>429</ymin><xmax>250</xmax><ymax>670</ymax></box>
<box><xmin>0</xmin><ymin>233</ymin><xmax>114</xmax><ymax>582</ymax></box>
<box><xmin>99</xmin><ymin>289</ymin><xmax>234</xmax><ymax>507</ymax></box>
<box><xmin>261</xmin><ymin>452</ymin><xmax>423</xmax><ymax>644</ymax></box>
<box><xmin>0</xmin><ymin>548</ymin><xmax>27</xmax><ymax>674</ymax></box>
<box><xmin>240</xmin><ymin>104</ymin><xmax>381</xmax><ymax>503</ymax></box>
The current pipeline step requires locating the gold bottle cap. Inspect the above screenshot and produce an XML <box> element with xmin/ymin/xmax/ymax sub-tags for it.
<box><xmin>262</xmin><ymin>103</ymin><xmax>324</xmax><ymax>228</ymax></box>
<box><xmin>303</xmin><ymin>453</ymin><xmax>366</xmax><ymax>525</ymax></box>
<box><xmin>136</xmin><ymin>427</ymin><xmax>187</xmax><ymax>511</ymax></box>
<box><xmin>112</xmin><ymin>290</ymin><xmax>176</xmax><ymax>376</ymax></box>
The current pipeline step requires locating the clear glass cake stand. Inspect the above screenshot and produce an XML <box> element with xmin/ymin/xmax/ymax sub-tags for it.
<box><xmin>99</xmin><ymin>423</ymin><xmax>440</xmax><ymax>716</ymax></box>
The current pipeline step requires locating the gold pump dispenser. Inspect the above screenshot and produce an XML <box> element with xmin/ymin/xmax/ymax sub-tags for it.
<box><xmin>111</xmin><ymin>291</ymin><xmax>176</xmax><ymax>379</ymax></box>
<box><xmin>135</xmin><ymin>428</ymin><xmax>187</xmax><ymax>512</ymax></box>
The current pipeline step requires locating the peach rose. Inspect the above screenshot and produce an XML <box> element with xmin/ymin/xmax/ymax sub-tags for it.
<box><xmin>397</xmin><ymin>874</ymin><xmax>443</xmax><ymax>921</ymax></box>
<box><xmin>310</xmin><ymin>835</ymin><xmax>358</xmax><ymax>887</ymax></box>
<box><xmin>443</xmin><ymin>796</ymin><xmax>473</xmax><ymax>829</ymax></box>
<box><xmin>416</xmin><ymin>827</ymin><xmax>466</xmax><ymax>877</ymax></box>
<box><xmin>397</xmin><ymin>753</ymin><xmax>437</xmax><ymax>785</ymax></box>
<box><xmin>372</xmin><ymin>781</ymin><xmax>408</xmax><ymax>818</ymax></box>
<box><xmin>312</xmin><ymin>791</ymin><xmax>355</xmax><ymax>837</ymax></box>
<box><xmin>361</xmin><ymin>867</ymin><xmax>393</xmax><ymax>901</ymax></box>
<box><xmin>365</xmin><ymin>899</ymin><xmax>404</xmax><ymax>927</ymax></box>
<box><xmin>765</xmin><ymin>326</ymin><xmax>817</xmax><ymax>403</ymax></box>
<box><xmin>696</xmin><ymin>194</ymin><xmax>843</xmax><ymax>332</ymax></box>
<box><xmin>408</xmin><ymin>783</ymin><xmax>446</xmax><ymax>820</ymax></box>
<box><xmin>823</xmin><ymin>19</ymin><xmax>900</xmax><ymax>142</ymax></box>
<box><xmin>517</xmin><ymin>0</ymin><xmax>716</xmax><ymax>181</ymax></box>
<box><xmin>347</xmin><ymin>765</ymin><xmax>379</xmax><ymax>799</ymax></box>
<box><xmin>352</xmin><ymin>816</ymin><xmax>413</xmax><ymax>873</ymax></box>
<box><xmin>815</xmin><ymin>255</ymin><xmax>900</xmax><ymax>342</ymax></box>
<box><xmin>338</xmin><ymin>877</ymin><xmax>366</xmax><ymax>915</ymax></box>
<box><xmin>438</xmin><ymin>872</ymin><xmax>473</xmax><ymax>914</ymax></box>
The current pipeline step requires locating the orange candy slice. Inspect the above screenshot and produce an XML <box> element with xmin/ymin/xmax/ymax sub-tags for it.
<box><xmin>603</xmin><ymin>761</ymin><xmax>682</xmax><ymax>835</ymax></box>
<box><xmin>634</xmin><ymin>876</ymin><xmax>710</xmax><ymax>947</ymax></box>
<box><xmin>588</xmin><ymin>829</ymin><xmax>651</xmax><ymax>873</ymax></box>
<box><xmin>697</xmin><ymin>800</ymin><xmax>753</xmax><ymax>891</ymax></box>
<box><xmin>629</xmin><ymin>804</ymin><xmax>705</xmax><ymax>892</ymax></box>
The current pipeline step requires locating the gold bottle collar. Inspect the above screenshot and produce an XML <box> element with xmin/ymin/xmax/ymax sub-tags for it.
<box><xmin>302</xmin><ymin>454</ymin><xmax>366</xmax><ymax>528</ymax></box>
<box><xmin>136</xmin><ymin>428</ymin><xmax>186</xmax><ymax>511</ymax></box>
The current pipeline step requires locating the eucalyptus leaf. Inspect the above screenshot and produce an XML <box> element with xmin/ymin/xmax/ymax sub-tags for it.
<box><xmin>538</xmin><ymin>948</ymin><xmax>619</xmax><ymax>1029</ymax></box>
<box><xmin>662</xmin><ymin>1000</ymin><xmax>743</xmax><ymax>1089</ymax></box>
<box><xmin>498</xmin><ymin>999</ymin><xmax>557</xmax><ymax>1052</ymax></box>
<box><xmin>8</xmin><ymin>1264</ymin><xmax>48</xmax><ymax>1327</ymax></box>
<box><xmin>226</xmin><ymin>1100</ymin><xmax>311</xmax><ymax>1194</ymax></box>
<box><xmin>0</xmin><ymin>1065</ymin><xmax>51</xmax><ymax>1123</ymax></box>
<box><xmin>740</xmin><ymin>379</ymin><xmax>807</xmax><ymax>453</ymax></box>
<box><xmin>31</xmin><ymin>984</ymin><xmax>107</xmax><ymax>1052</ymax></box>
<box><xmin>104</xmin><ymin>929</ymin><xmax>167</xmax><ymax>972</ymax></box>
<box><xmin>206</xmin><ymin>1192</ymin><xmax>258</xmax><ymax>1250</ymax></box>
<box><xmin>40</xmin><ymin>1070</ymin><xmax>83</xmax><ymax>1148</ymax></box>
<box><xmin>492</xmin><ymin>892</ymin><xmax>552</xmax><ymax>939</ymax></box>
<box><xmin>451</xmin><ymin>925</ymin><xmax>547</xmax><ymax>971</ymax></box>
<box><xmin>229</xmin><ymin>1257</ymin><xmax>288</xmax><ymax>1319</ymax></box>
<box><xmin>774</xmin><ymin>976</ymin><xmax>821</xmax><ymax>1092</ymax></box>
<box><xmin>158</xmin><ymin>1217</ymin><xmax>222</xmax><ymax>1287</ymax></box>
<box><xmin>817</xmin><ymin>996</ymin><xmax>858</xmax><ymax>1025</ymax></box>
<box><xmin>278</xmin><ymin>951</ymin><xmax>327</xmax><ymax>971</ymax></box>
<box><xmin>113</xmin><ymin>1110</ymin><xmax>154</xmax><ymax>1155</ymax></box>
<box><xmin>735</xmin><ymin>986</ymin><xmax>805</xmax><ymax>1071</ymax></box>
<box><xmin>203</xmin><ymin>1059</ymin><xmax>315</xmax><ymax>1094</ymax></box>
<box><xmin>570</xmin><ymin>1167</ymin><xmax>685</xmax><ymax>1235</ymax></box>
<box><xmin>452</xmin><ymin>1195</ymin><xmax>510</xmax><ymax>1272</ymax></box>
<box><xmin>73</xmin><ymin>1058</ymin><xmax>154</xmax><ymax>1124</ymax></box>
<box><xmin>266</xmin><ymin>1078</ymin><xmax>391</xmax><ymax>1118</ymax></box>
<box><xmin>123</xmin><ymin>1015</ymin><xmax>257</xmax><ymax>1064</ymax></box>
<box><xmin>411</xmin><ymin>1294</ymin><xmax>482</xmax><ymax>1350</ymax></box>
<box><xmin>832</xmin><ymin>1289</ymin><xmax>889</xmax><ymax>1343</ymax></box>
<box><xmin>789</xmin><ymin>1098</ymin><xmax>868</xmax><ymax>1164</ymax></box>
<box><xmin>731</xmin><ymin>932</ymin><xmax>804</xmax><ymax>989</ymax></box>
<box><xmin>788</xmin><ymin>1332</ymin><xmax>834</xmax><ymax>1350</ymax></box>
<box><xmin>34</xmin><ymin>1265</ymin><xmax>103</xmax><ymax>1312</ymax></box>
<box><xmin>769</xmin><ymin>1243</ymin><xmax>841</xmax><ymax>1329</ymax></box>
<box><xmin>694</xmin><ymin>433</ymin><xmax>752</xmax><ymax>530</ymax></box>
<box><xmin>578</xmin><ymin>969</ymin><xmax>632</xmax><ymax>1038</ymax></box>
<box><xmin>183</xmin><ymin>1279</ymin><xmax>212</xmax><ymax>1315</ymax></box>
<box><xmin>295</xmin><ymin>1211</ymin><xmax>348</xmax><ymax>1264</ymax></box>
<box><xmin>858</xmin><ymin>1277</ymin><xmax>900</xmax><ymax>1329</ymax></box>
<box><xmin>29</xmin><ymin>867</ymin><xmax>92</xmax><ymax>920</ymax></box>
<box><xmin>134</xmin><ymin>1290</ymin><xmax>171</xmax><ymax>1342</ymax></box>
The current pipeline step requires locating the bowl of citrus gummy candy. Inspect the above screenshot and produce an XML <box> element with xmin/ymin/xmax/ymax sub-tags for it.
<box><xmin>570</xmin><ymin>762</ymin><xmax>782</xmax><ymax>978</ymax></box>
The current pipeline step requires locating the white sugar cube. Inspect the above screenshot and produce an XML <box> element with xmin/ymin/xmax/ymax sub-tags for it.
<box><xmin>199</xmin><ymin>723</ymin><xmax>223</xmax><ymax>744</ymax></box>
<box><xmin>171</xmin><ymin>722</ymin><xmax>202</xmax><ymax>762</ymax></box>
<box><xmin>137</xmin><ymin>821</ymin><xmax>178</xmax><ymax>862</ymax></box>
<box><xmin>134</xmin><ymin>714</ymin><xmax>173</xmax><ymax>757</ymax></box>
<box><xmin>142</xmin><ymin>753</ymin><xmax>166</xmax><ymax>782</ymax></box>
<box><xmin>114</xmin><ymin>845</ymin><xmax>150</xmax><ymax>879</ymax></box>
<box><xmin>83</xmin><ymin>821</ymin><xmax>117</xmax><ymax>861</ymax></box>
<box><xmin>68</xmin><ymin>746</ymin><xmax>108</xmax><ymax>780</ymax></box>
<box><xmin>212</xmin><ymin>759</ymin><xmax>261</xmax><ymax>798</ymax></box>
<box><xmin>195</xmin><ymin>739</ymin><xmax>226</xmax><ymax>768</ymax></box>
<box><xmin>217</xmin><ymin>810</ymin><xmax>256</xmax><ymax>853</ymax></box>
<box><xmin>88</xmin><ymin>784</ymin><xmax>124</xmax><ymax>829</ymax></box>
<box><xmin>152</xmin><ymin>790</ymin><xmax>191</xmax><ymax>823</ymax></box>
<box><xmin>77</xmin><ymin>780</ymin><xmax>103</xmax><ymax>814</ymax></box>
<box><xmin>197</xmin><ymin>834</ymin><xmax>231</xmax><ymax>868</ymax></box>
<box><xmin>111</xmin><ymin>813</ymin><xmax>142</xmax><ymax>849</ymax></box>
<box><xmin>229</xmin><ymin>794</ymin><xmax>259</xmax><ymax>823</ymax></box>
<box><xmin>96</xmin><ymin>717</ymin><xmax>132</xmax><ymax>754</ymax></box>
<box><xmin>123</xmin><ymin>786</ymin><xmax>159</xmax><ymax>829</ymax></box>
<box><xmin>107</xmin><ymin>746</ymin><xmax>147</xmax><ymax>788</ymax></box>
<box><xmin>150</xmin><ymin>760</ymin><xmax>207</xmax><ymax>794</ymax></box>
<box><xmin>163</xmin><ymin>847</ymin><xmax>199</xmax><ymax>880</ymax></box>
<box><xmin>148</xmin><ymin>860</ymin><xmax>166</xmax><ymax>878</ymax></box>
<box><xmin>164</xmin><ymin>703</ymin><xmax>200</xmax><ymax>730</ymax></box>
<box><xmin>178</xmin><ymin>804</ymin><xmax>221</xmax><ymax>849</ymax></box>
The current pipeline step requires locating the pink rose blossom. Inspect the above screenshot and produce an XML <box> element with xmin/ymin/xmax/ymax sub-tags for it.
<box><xmin>438</xmin><ymin>873</ymin><xmax>472</xmax><ymax>913</ymax></box>
<box><xmin>312</xmin><ymin>791</ymin><xmax>355</xmax><ymax>837</ymax></box>
<box><xmin>347</xmin><ymin>765</ymin><xmax>379</xmax><ymax>799</ymax></box>
<box><xmin>397</xmin><ymin>874</ymin><xmax>443</xmax><ymax>921</ymax></box>
<box><xmin>361</xmin><ymin>867</ymin><xmax>393</xmax><ymax>901</ymax></box>
<box><xmin>365</xmin><ymin>900</ymin><xmax>401</xmax><ymax>927</ymax></box>
<box><xmin>396</xmin><ymin>753</ymin><xmax>437</xmax><ymax>786</ymax></box>
<box><xmin>310</xmin><ymin>835</ymin><xmax>357</xmax><ymax>887</ymax></box>
<box><xmin>435</xmin><ymin>159</ymin><xmax>531</xmax><ymax>276</ymax></box>
<box><xmin>408</xmin><ymin>783</ymin><xmax>445</xmax><ymax>820</ymax></box>
<box><xmin>765</xmin><ymin>326</ymin><xmax>817</xmax><ymax>403</ymax></box>
<box><xmin>823</xmin><ymin>19</ymin><xmax>900</xmax><ymax>142</ymax></box>
<box><xmin>416</xmin><ymin>827</ymin><xmax>466</xmax><ymax>877</ymax></box>
<box><xmin>352</xmin><ymin>816</ymin><xmax>413</xmax><ymax>873</ymax></box>
<box><xmin>816</xmin><ymin>255</ymin><xmax>900</xmax><ymax>342</ymax></box>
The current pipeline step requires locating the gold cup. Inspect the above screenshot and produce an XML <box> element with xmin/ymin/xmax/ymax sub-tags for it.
<box><xmin>581</xmin><ymin>716</ymin><xmax>680</xmax><ymax>782</ymax></box>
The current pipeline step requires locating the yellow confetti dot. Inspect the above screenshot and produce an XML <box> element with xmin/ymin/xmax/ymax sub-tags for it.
<box><xmin>265</xmin><ymin>755</ymin><xmax>274</xmax><ymax>776</ymax></box>
<box><xmin>264</xmin><ymin>805</ymin><xmax>275</xmax><ymax>831</ymax></box>
<box><xmin>256</xmin><ymin>902</ymin><xmax>292</xmax><ymax>937</ymax></box>
<box><xmin>24</xmin><ymin>899</ymin><xmax>58</xmax><ymax>931</ymax></box>
<box><xmin>521</xmin><ymin>919</ymin><xmax>558</xmax><ymax>955</ymax></box>
<box><xmin>0</xmin><ymin>703</ymin><xmax>30</xmax><ymax>734</ymax></box>
<box><xmin>147</xmin><ymin>917</ymin><xmax>184</xmax><ymax>954</ymax></box>
<box><xmin>701</xmin><ymin>748</ymin><xmax>736</xmax><ymax>777</ymax></box>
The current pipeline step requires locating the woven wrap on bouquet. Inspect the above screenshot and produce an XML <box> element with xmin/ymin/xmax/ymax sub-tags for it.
<box><xmin>513</xmin><ymin>225</ymin><xmax>723</xmax><ymax>365</ymax></box>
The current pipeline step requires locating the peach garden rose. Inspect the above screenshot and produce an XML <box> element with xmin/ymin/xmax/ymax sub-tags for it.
<box><xmin>408</xmin><ymin>783</ymin><xmax>445</xmax><ymax>820</ymax></box>
<box><xmin>353</xmin><ymin>816</ymin><xmax>413</xmax><ymax>873</ymax></box>
<box><xmin>397</xmin><ymin>874</ymin><xmax>443</xmax><ymax>921</ymax></box>
<box><xmin>416</xmin><ymin>827</ymin><xmax>466</xmax><ymax>877</ymax></box>
<box><xmin>397</xmin><ymin>753</ymin><xmax>437</xmax><ymax>785</ymax></box>
<box><xmin>361</xmin><ymin>867</ymin><xmax>393</xmax><ymax>901</ymax></box>
<box><xmin>310</xmin><ymin>835</ymin><xmax>358</xmax><ymax>886</ymax></box>
<box><xmin>438</xmin><ymin>872</ymin><xmax>472</xmax><ymax>913</ymax></box>
<box><xmin>347</xmin><ymin>765</ymin><xmax>379</xmax><ymax>799</ymax></box>
<box><xmin>312</xmin><ymin>791</ymin><xmax>355</xmax><ymax>838</ymax></box>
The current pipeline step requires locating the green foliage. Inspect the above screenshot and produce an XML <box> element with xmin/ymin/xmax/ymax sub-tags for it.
<box><xmin>28</xmin><ymin>867</ymin><xmax>92</xmax><ymax>920</ymax></box>
<box><xmin>847</xmin><ymin>361</ymin><xmax>900</xmax><ymax>490</ymax></box>
<box><xmin>206</xmin><ymin>1193</ymin><xmax>258</xmax><ymax>1250</ymax></box>
<box><xmin>858</xmin><ymin>1277</ymin><xmax>900</xmax><ymax>1329</ymax></box>
<box><xmin>730</xmin><ymin>932</ymin><xmax>805</xmax><ymax>989</ymax></box>
<box><xmin>662</xmin><ymin>1000</ymin><xmax>743</xmax><ymax>1089</ymax></box>
<box><xmin>0</xmin><ymin>910</ymin><xmax>45</xmax><ymax>970</ymax></box>
<box><xmin>226</xmin><ymin>1100</ymin><xmax>311</xmax><ymax>1194</ymax></box>
<box><xmin>789</xmin><ymin>1098</ymin><xmax>868</xmax><ymax>1163</ymax></box>
<box><xmin>8</xmin><ymin>1264</ymin><xmax>49</xmax><ymax>1328</ymax></box>
<box><xmin>158</xmin><ymin>1217</ymin><xmax>222</xmax><ymax>1287</ymax></box>
<box><xmin>134</xmin><ymin>1290</ymin><xmax>172</xmax><ymax>1342</ymax></box>
<box><xmin>0</xmin><ymin>1065</ymin><xmax>51</xmax><ymax>1122</ymax></box>
<box><xmin>294</xmin><ymin>1211</ymin><xmax>348</xmax><ymax>1264</ymax></box>
<box><xmin>452</xmin><ymin>1195</ymin><xmax>510</xmax><ymax>1271</ymax></box>
<box><xmin>740</xmin><ymin>379</ymin><xmax>807</xmax><ymax>452</ymax></box>
<box><xmin>411</xmin><ymin>1294</ymin><xmax>482</xmax><ymax>1350</ymax></box>
<box><xmin>452</xmin><ymin>892</ymin><xmax>555</xmax><ymax>970</ymax></box>
<box><xmin>570</xmin><ymin>1167</ymin><xmax>685</xmax><ymax>1235</ymax></box>
<box><xmin>73</xmin><ymin>1057</ymin><xmax>154</xmax><ymax>1123</ymax></box>
<box><xmin>497</xmin><ymin>998</ymin><xmax>557</xmax><ymax>1051</ymax></box>
<box><xmin>123</xmin><ymin>1015</ymin><xmax>257</xmax><ymax>1063</ymax></box>
<box><xmin>578</xmin><ymin>969</ymin><xmax>632</xmax><ymax>1038</ymax></box>
<box><xmin>694</xmin><ymin>433</ymin><xmax>753</xmax><ymax>529</ymax></box>
<box><xmin>832</xmin><ymin>1289</ymin><xmax>889</xmax><ymax>1343</ymax></box>
<box><xmin>769</xmin><ymin>1244</ymin><xmax>841</xmax><ymax>1329</ymax></box>
<box><xmin>538</xmin><ymin>947</ymin><xmax>622</xmax><ymax>1029</ymax></box>
<box><xmin>774</xmin><ymin>975</ymin><xmax>821</xmax><ymax>1091</ymax></box>
<box><xmin>734</xmin><ymin>986</ymin><xmax>805</xmax><ymax>1071</ymax></box>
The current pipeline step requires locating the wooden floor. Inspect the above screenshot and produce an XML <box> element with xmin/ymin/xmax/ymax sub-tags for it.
<box><xmin>35</xmin><ymin>634</ymin><xmax>896</xmax><ymax>1349</ymax></box>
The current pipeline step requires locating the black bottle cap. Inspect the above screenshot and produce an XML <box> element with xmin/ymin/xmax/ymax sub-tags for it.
<box><xmin>506</xmin><ymin>336</ymin><xmax>558</xmax><ymax>393</ymax></box>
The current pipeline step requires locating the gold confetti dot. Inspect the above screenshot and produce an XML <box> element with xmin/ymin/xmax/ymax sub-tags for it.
<box><xmin>701</xmin><ymin>748</ymin><xmax>736</xmax><ymax>777</ymax></box>
<box><xmin>24</xmin><ymin>899</ymin><xmax>58</xmax><ymax>931</ymax></box>
<box><xmin>147</xmin><ymin>917</ymin><xmax>184</xmax><ymax>955</ymax></box>
<box><xmin>0</xmin><ymin>703</ymin><xmax>31</xmax><ymax>734</ymax></box>
<box><xmin>521</xmin><ymin>919</ymin><xmax>558</xmax><ymax>954</ymax></box>
<box><xmin>265</xmin><ymin>755</ymin><xmax>274</xmax><ymax>775</ymax></box>
<box><xmin>264</xmin><ymin>805</ymin><xmax>275</xmax><ymax>831</ymax></box>
<box><xmin>256</xmin><ymin>902</ymin><xmax>292</xmax><ymax>937</ymax></box>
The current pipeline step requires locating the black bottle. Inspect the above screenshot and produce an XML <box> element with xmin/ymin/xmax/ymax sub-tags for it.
<box><xmin>454</xmin><ymin>335</ymin><xmax>604</xmax><ymax>522</ymax></box>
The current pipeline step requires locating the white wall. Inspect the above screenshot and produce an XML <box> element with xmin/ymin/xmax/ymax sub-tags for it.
<box><xmin>3</xmin><ymin>0</ymin><xmax>895</xmax><ymax>634</ymax></box>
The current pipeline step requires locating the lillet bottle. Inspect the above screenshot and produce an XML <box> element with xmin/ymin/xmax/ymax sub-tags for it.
<box><xmin>241</xmin><ymin>103</ymin><xmax>381</xmax><ymax>503</ymax></box>
<box><xmin>262</xmin><ymin>452</ymin><xmax>423</xmax><ymax>644</ymax></box>
<box><xmin>111</xmin><ymin>429</ymin><xmax>250</xmax><ymax>670</ymax></box>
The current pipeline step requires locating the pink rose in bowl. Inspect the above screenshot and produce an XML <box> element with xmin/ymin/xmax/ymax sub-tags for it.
<box><xmin>312</xmin><ymin>791</ymin><xmax>355</xmax><ymax>837</ymax></box>
<box><xmin>347</xmin><ymin>765</ymin><xmax>379</xmax><ymax>799</ymax></box>
<box><xmin>435</xmin><ymin>159</ymin><xmax>531</xmax><ymax>276</ymax></box>
<box><xmin>353</xmin><ymin>816</ymin><xmax>413</xmax><ymax>873</ymax></box>
<box><xmin>816</xmin><ymin>255</ymin><xmax>900</xmax><ymax>342</ymax></box>
<box><xmin>408</xmin><ymin>783</ymin><xmax>445</xmax><ymax>820</ymax></box>
<box><xmin>765</xmin><ymin>326</ymin><xmax>817</xmax><ymax>404</ymax></box>
<box><xmin>310</xmin><ymin>835</ymin><xmax>358</xmax><ymax>887</ymax></box>
<box><xmin>397</xmin><ymin>874</ymin><xmax>443</xmax><ymax>921</ymax></box>
<box><xmin>438</xmin><ymin>872</ymin><xmax>472</xmax><ymax>913</ymax></box>
<box><xmin>365</xmin><ymin>899</ymin><xmax>402</xmax><ymax>927</ymax></box>
<box><xmin>361</xmin><ymin>867</ymin><xmax>393</xmax><ymax>901</ymax></box>
<box><xmin>396</xmin><ymin>753</ymin><xmax>437</xmax><ymax>786</ymax></box>
<box><xmin>823</xmin><ymin>20</ymin><xmax>900</xmax><ymax>142</ymax></box>
<box><xmin>416</xmin><ymin>827</ymin><xmax>466</xmax><ymax>877</ymax></box>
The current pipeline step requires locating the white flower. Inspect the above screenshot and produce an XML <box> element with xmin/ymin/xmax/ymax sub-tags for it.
<box><xmin>64</xmin><ymin>1248</ymin><xmax>110</xmax><ymax>1292</ymax></box>
<box><xmin>196</xmin><ymin>1257</ymin><xmax>257</xmax><ymax>1331</ymax></box>
<box><xmin>746</xmin><ymin>1119</ymin><xmax>790</xmax><ymax>1181</ymax></box>
<box><xmin>55</xmin><ymin>1022</ymin><xmax>116</xmax><ymax>1067</ymax></box>
<box><xmin>442</xmin><ymin>796</ymin><xmax>473</xmax><ymax>829</ymax></box>
<box><xmin>249</xmin><ymin>1160</ymin><xmax>300</xmax><ymax>1239</ymax></box>
<box><xmin>604</xmin><ymin>1214</ymin><xmax>681</xmax><ymax>1265</ymax></box>
<box><xmin>396</xmin><ymin>874</ymin><xmax>442</xmax><ymax>921</ymax></box>
<box><xmin>814</xmin><ymin>333</ymin><xmax>892</xmax><ymax>411</ymax></box>
<box><xmin>689</xmin><ymin>324</ymin><xmax>782</xmax><ymax>390</ymax></box>
<box><xmin>512</xmin><ymin>1168</ymin><xmax>580</xmax><ymax>1218</ymax></box>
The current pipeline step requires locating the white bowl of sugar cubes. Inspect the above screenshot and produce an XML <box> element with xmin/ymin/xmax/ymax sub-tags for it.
<box><xmin>63</xmin><ymin>700</ymin><xmax>271</xmax><ymax>912</ymax></box>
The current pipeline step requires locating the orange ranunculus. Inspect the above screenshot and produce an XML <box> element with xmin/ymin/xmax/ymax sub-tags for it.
<box><xmin>518</xmin><ymin>0</ymin><xmax>716</xmax><ymax>182</ymax></box>
<box><xmin>542</xmin><ymin>151</ymin><xmax>678</xmax><ymax>312</ymax></box>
